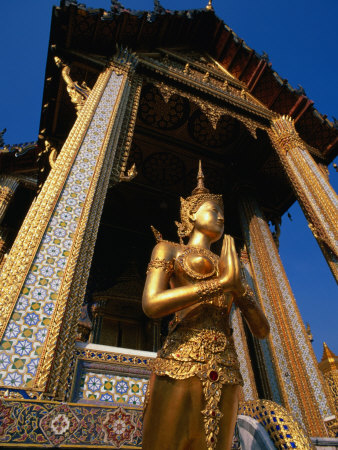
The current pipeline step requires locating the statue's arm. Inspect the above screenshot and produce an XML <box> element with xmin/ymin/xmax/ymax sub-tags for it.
<box><xmin>235</xmin><ymin>288</ymin><xmax>270</xmax><ymax>339</ymax></box>
<box><xmin>218</xmin><ymin>236</ymin><xmax>270</xmax><ymax>339</ymax></box>
<box><xmin>142</xmin><ymin>241</ymin><xmax>210</xmax><ymax>319</ymax></box>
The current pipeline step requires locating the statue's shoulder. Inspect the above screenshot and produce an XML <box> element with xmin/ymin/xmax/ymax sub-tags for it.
<box><xmin>151</xmin><ymin>240</ymin><xmax>182</xmax><ymax>260</ymax></box>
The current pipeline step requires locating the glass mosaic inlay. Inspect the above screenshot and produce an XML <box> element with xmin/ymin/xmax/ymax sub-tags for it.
<box><xmin>78</xmin><ymin>372</ymin><xmax>148</xmax><ymax>407</ymax></box>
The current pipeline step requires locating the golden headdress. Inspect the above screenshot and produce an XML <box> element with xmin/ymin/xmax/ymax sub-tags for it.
<box><xmin>175</xmin><ymin>161</ymin><xmax>223</xmax><ymax>243</ymax></box>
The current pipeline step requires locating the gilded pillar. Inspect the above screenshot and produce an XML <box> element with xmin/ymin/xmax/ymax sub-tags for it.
<box><xmin>269</xmin><ymin>116</ymin><xmax>338</xmax><ymax>281</ymax></box>
<box><xmin>0</xmin><ymin>54</ymin><xmax>141</xmax><ymax>399</ymax></box>
<box><xmin>0</xmin><ymin>175</ymin><xmax>19</xmax><ymax>224</ymax></box>
<box><xmin>238</xmin><ymin>191</ymin><xmax>331</xmax><ymax>436</ymax></box>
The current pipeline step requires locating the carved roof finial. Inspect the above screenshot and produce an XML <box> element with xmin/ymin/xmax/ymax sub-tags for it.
<box><xmin>192</xmin><ymin>160</ymin><xmax>209</xmax><ymax>195</ymax></box>
<box><xmin>0</xmin><ymin>128</ymin><xmax>6</xmax><ymax>148</ymax></box>
<box><xmin>154</xmin><ymin>0</ymin><xmax>165</xmax><ymax>14</ymax></box>
<box><xmin>205</xmin><ymin>0</ymin><xmax>213</xmax><ymax>11</ymax></box>
<box><xmin>305</xmin><ymin>323</ymin><xmax>313</xmax><ymax>343</ymax></box>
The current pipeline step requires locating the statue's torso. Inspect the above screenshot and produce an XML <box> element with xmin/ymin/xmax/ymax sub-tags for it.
<box><xmin>152</xmin><ymin>242</ymin><xmax>243</xmax><ymax>386</ymax></box>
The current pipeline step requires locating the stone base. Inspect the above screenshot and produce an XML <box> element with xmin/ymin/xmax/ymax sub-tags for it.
<box><xmin>311</xmin><ymin>437</ymin><xmax>338</xmax><ymax>449</ymax></box>
<box><xmin>237</xmin><ymin>415</ymin><xmax>276</xmax><ymax>449</ymax></box>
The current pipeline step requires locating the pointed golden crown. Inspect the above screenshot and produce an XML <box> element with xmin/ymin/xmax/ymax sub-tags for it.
<box><xmin>175</xmin><ymin>161</ymin><xmax>223</xmax><ymax>243</ymax></box>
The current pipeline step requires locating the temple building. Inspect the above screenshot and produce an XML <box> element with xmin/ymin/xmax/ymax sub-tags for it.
<box><xmin>0</xmin><ymin>0</ymin><xmax>337</xmax><ymax>448</ymax></box>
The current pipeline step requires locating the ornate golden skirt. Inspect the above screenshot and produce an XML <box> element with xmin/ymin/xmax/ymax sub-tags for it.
<box><xmin>145</xmin><ymin>305</ymin><xmax>243</xmax><ymax>450</ymax></box>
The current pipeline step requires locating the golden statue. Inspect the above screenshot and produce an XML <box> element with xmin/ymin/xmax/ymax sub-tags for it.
<box><xmin>142</xmin><ymin>162</ymin><xmax>269</xmax><ymax>450</ymax></box>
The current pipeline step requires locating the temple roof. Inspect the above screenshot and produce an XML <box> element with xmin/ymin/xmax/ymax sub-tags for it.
<box><xmin>42</xmin><ymin>0</ymin><xmax>338</xmax><ymax>161</ymax></box>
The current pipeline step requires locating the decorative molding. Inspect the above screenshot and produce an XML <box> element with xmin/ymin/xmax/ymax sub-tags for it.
<box><xmin>111</xmin><ymin>75</ymin><xmax>143</xmax><ymax>184</ymax></box>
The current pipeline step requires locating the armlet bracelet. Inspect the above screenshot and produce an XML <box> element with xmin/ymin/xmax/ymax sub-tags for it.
<box><xmin>146</xmin><ymin>258</ymin><xmax>174</xmax><ymax>275</ymax></box>
<box><xmin>196</xmin><ymin>279</ymin><xmax>223</xmax><ymax>303</ymax></box>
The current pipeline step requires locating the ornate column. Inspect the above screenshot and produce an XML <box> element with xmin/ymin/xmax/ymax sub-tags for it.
<box><xmin>0</xmin><ymin>175</ymin><xmax>20</xmax><ymax>224</ymax></box>
<box><xmin>238</xmin><ymin>191</ymin><xmax>331</xmax><ymax>436</ymax></box>
<box><xmin>0</xmin><ymin>54</ymin><xmax>142</xmax><ymax>400</ymax></box>
<box><xmin>269</xmin><ymin>116</ymin><xmax>338</xmax><ymax>281</ymax></box>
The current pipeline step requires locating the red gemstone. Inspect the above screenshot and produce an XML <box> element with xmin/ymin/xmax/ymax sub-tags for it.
<box><xmin>211</xmin><ymin>437</ymin><xmax>214</xmax><ymax>443</ymax></box>
<box><xmin>209</xmin><ymin>370</ymin><xmax>219</xmax><ymax>381</ymax></box>
<box><xmin>211</xmin><ymin>411</ymin><xmax>216</xmax><ymax>417</ymax></box>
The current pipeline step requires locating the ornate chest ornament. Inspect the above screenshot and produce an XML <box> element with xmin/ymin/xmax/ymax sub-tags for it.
<box><xmin>175</xmin><ymin>246</ymin><xmax>219</xmax><ymax>280</ymax></box>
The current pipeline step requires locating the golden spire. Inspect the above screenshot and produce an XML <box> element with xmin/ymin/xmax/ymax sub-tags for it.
<box><xmin>205</xmin><ymin>0</ymin><xmax>213</xmax><ymax>11</ymax></box>
<box><xmin>192</xmin><ymin>160</ymin><xmax>209</xmax><ymax>195</ymax></box>
<box><xmin>321</xmin><ymin>342</ymin><xmax>337</xmax><ymax>363</ymax></box>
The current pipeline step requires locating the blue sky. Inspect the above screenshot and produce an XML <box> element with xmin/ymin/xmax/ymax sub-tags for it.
<box><xmin>0</xmin><ymin>0</ymin><xmax>337</xmax><ymax>359</ymax></box>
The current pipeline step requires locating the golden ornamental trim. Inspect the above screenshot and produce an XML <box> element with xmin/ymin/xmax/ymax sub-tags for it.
<box><xmin>115</xmin><ymin>75</ymin><xmax>143</xmax><ymax>183</ymax></box>
<box><xmin>270</xmin><ymin>115</ymin><xmax>305</xmax><ymax>154</ymax></box>
<box><xmin>119</xmin><ymin>163</ymin><xmax>137</xmax><ymax>182</ymax></box>
<box><xmin>110</xmin><ymin>46</ymin><xmax>139</xmax><ymax>77</ymax></box>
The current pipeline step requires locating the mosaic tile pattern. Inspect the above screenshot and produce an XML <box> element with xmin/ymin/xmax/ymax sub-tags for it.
<box><xmin>78</xmin><ymin>372</ymin><xmax>148</xmax><ymax>406</ymax></box>
<box><xmin>0</xmin><ymin>399</ymin><xmax>143</xmax><ymax>448</ymax></box>
<box><xmin>74</xmin><ymin>343</ymin><xmax>155</xmax><ymax>368</ymax></box>
<box><xmin>0</xmin><ymin>72</ymin><xmax>124</xmax><ymax>388</ymax></box>
<box><xmin>239</xmin><ymin>204</ymin><xmax>304</xmax><ymax>427</ymax></box>
<box><xmin>0</xmin><ymin>396</ymin><xmax>310</xmax><ymax>448</ymax></box>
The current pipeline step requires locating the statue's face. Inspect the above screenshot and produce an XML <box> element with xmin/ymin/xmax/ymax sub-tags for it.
<box><xmin>191</xmin><ymin>200</ymin><xmax>224</xmax><ymax>242</ymax></box>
